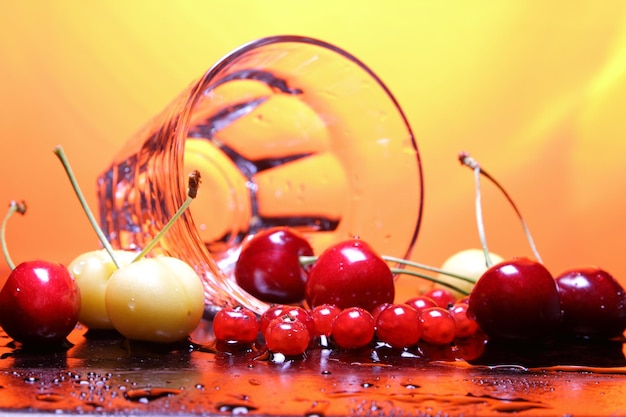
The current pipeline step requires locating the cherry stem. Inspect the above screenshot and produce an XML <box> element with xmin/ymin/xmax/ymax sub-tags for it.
<box><xmin>1</xmin><ymin>201</ymin><xmax>27</xmax><ymax>270</ymax></box>
<box><xmin>388</xmin><ymin>267</ymin><xmax>470</xmax><ymax>295</ymax></box>
<box><xmin>381</xmin><ymin>255</ymin><xmax>476</xmax><ymax>284</ymax></box>
<box><xmin>299</xmin><ymin>255</ymin><xmax>473</xmax><ymax>295</ymax></box>
<box><xmin>131</xmin><ymin>170</ymin><xmax>201</xmax><ymax>263</ymax></box>
<box><xmin>53</xmin><ymin>146</ymin><xmax>122</xmax><ymax>269</ymax></box>
<box><xmin>472</xmin><ymin>159</ymin><xmax>493</xmax><ymax>267</ymax></box>
<box><xmin>459</xmin><ymin>152</ymin><xmax>543</xmax><ymax>266</ymax></box>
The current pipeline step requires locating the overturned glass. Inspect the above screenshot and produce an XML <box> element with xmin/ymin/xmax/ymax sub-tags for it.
<box><xmin>97</xmin><ymin>35</ymin><xmax>423</xmax><ymax>314</ymax></box>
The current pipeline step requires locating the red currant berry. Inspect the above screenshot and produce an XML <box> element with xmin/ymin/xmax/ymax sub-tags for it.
<box><xmin>404</xmin><ymin>295</ymin><xmax>437</xmax><ymax>315</ymax></box>
<box><xmin>331</xmin><ymin>307</ymin><xmax>375</xmax><ymax>349</ymax></box>
<box><xmin>259</xmin><ymin>305</ymin><xmax>314</xmax><ymax>338</ymax></box>
<box><xmin>375</xmin><ymin>304</ymin><xmax>422</xmax><ymax>348</ymax></box>
<box><xmin>265</xmin><ymin>315</ymin><xmax>311</xmax><ymax>356</ymax></box>
<box><xmin>419</xmin><ymin>307</ymin><xmax>457</xmax><ymax>345</ymax></box>
<box><xmin>423</xmin><ymin>288</ymin><xmax>457</xmax><ymax>309</ymax></box>
<box><xmin>371</xmin><ymin>302</ymin><xmax>393</xmax><ymax>324</ymax></box>
<box><xmin>213</xmin><ymin>306</ymin><xmax>259</xmax><ymax>344</ymax></box>
<box><xmin>310</xmin><ymin>304</ymin><xmax>341</xmax><ymax>338</ymax></box>
<box><xmin>450</xmin><ymin>302</ymin><xmax>479</xmax><ymax>339</ymax></box>
<box><xmin>259</xmin><ymin>305</ymin><xmax>285</xmax><ymax>336</ymax></box>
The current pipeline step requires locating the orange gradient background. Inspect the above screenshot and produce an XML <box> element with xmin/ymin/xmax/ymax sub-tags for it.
<box><xmin>1</xmin><ymin>2</ymin><xmax>625</xmax><ymax>293</ymax></box>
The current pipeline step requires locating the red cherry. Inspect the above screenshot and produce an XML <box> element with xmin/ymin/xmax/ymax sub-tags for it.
<box><xmin>331</xmin><ymin>307</ymin><xmax>375</xmax><ymax>349</ymax></box>
<box><xmin>0</xmin><ymin>260</ymin><xmax>81</xmax><ymax>346</ymax></box>
<box><xmin>213</xmin><ymin>306</ymin><xmax>259</xmax><ymax>344</ymax></box>
<box><xmin>468</xmin><ymin>257</ymin><xmax>561</xmax><ymax>341</ymax></box>
<box><xmin>375</xmin><ymin>304</ymin><xmax>422</xmax><ymax>348</ymax></box>
<box><xmin>305</xmin><ymin>239</ymin><xmax>394</xmax><ymax>313</ymax></box>
<box><xmin>555</xmin><ymin>267</ymin><xmax>626</xmax><ymax>339</ymax></box>
<box><xmin>234</xmin><ymin>227</ymin><xmax>314</xmax><ymax>304</ymax></box>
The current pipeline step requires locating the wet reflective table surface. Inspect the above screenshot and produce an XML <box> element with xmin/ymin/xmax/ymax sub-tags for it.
<box><xmin>1</xmin><ymin>321</ymin><xmax>626</xmax><ymax>416</ymax></box>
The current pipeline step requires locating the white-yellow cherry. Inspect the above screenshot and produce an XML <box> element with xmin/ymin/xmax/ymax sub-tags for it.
<box><xmin>435</xmin><ymin>248</ymin><xmax>504</xmax><ymax>298</ymax></box>
<box><xmin>104</xmin><ymin>256</ymin><xmax>205</xmax><ymax>344</ymax></box>
<box><xmin>68</xmin><ymin>249</ymin><xmax>137</xmax><ymax>330</ymax></box>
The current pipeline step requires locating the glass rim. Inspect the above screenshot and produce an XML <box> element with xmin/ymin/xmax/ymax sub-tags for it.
<box><xmin>178</xmin><ymin>34</ymin><xmax>424</xmax><ymax>261</ymax></box>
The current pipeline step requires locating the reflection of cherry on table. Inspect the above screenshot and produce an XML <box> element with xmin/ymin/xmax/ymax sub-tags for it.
<box><xmin>1</xmin><ymin>323</ymin><xmax>625</xmax><ymax>416</ymax></box>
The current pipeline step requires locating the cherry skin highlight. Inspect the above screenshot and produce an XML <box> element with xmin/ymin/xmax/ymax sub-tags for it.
<box><xmin>235</xmin><ymin>227</ymin><xmax>314</xmax><ymax>304</ymax></box>
<box><xmin>555</xmin><ymin>267</ymin><xmax>626</xmax><ymax>339</ymax></box>
<box><xmin>468</xmin><ymin>257</ymin><xmax>561</xmax><ymax>342</ymax></box>
<box><xmin>305</xmin><ymin>238</ymin><xmax>394</xmax><ymax>313</ymax></box>
<box><xmin>0</xmin><ymin>260</ymin><xmax>81</xmax><ymax>346</ymax></box>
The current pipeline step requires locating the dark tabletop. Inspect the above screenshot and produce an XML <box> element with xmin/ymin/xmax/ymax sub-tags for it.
<box><xmin>1</xmin><ymin>320</ymin><xmax>626</xmax><ymax>416</ymax></box>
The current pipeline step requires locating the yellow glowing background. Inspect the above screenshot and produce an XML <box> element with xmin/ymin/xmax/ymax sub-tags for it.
<box><xmin>1</xmin><ymin>2</ymin><xmax>625</xmax><ymax>292</ymax></box>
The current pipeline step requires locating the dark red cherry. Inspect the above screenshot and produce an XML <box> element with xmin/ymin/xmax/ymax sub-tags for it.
<box><xmin>468</xmin><ymin>257</ymin><xmax>560</xmax><ymax>341</ymax></box>
<box><xmin>234</xmin><ymin>227</ymin><xmax>314</xmax><ymax>304</ymax></box>
<box><xmin>0</xmin><ymin>260</ymin><xmax>81</xmax><ymax>346</ymax></box>
<box><xmin>305</xmin><ymin>239</ymin><xmax>394</xmax><ymax>313</ymax></box>
<box><xmin>555</xmin><ymin>267</ymin><xmax>626</xmax><ymax>339</ymax></box>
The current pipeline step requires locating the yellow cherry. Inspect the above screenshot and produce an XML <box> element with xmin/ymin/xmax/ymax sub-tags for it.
<box><xmin>435</xmin><ymin>248</ymin><xmax>504</xmax><ymax>298</ymax></box>
<box><xmin>104</xmin><ymin>256</ymin><xmax>205</xmax><ymax>343</ymax></box>
<box><xmin>68</xmin><ymin>249</ymin><xmax>137</xmax><ymax>330</ymax></box>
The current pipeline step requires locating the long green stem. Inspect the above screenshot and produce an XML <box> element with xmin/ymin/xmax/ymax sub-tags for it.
<box><xmin>382</xmin><ymin>255</ymin><xmax>476</xmax><ymax>284</ymax></box>
<box><xmin>131</xmin><ymin>170</ymin><xmax>201</xmax><ymax>263</ymax></box>
<box><xmin>473</xmin><ymin>162</ymin><xmax>493</xmax><ymax>268</ymax></box>
<box><xmin>388</xmin><ymin>268</ymin><xmax>469</xmax><ymax>295</ymax></box>
<box><xmin>459</xmin><ymin>152</ymin><xmax>542</xmax><ymax>264</ymax></box>
<box><xmin>1</xmin><ymin>201</ymin><xmax>26</xmax><ymax>270</ymax></box>
<box><xmin>299</xmin><ymin>255</ymin><xmax>474</xmax><ymax>295</ymax></box>
<box><xmin>53</xmin><ymin>146</ymin><xmax>121</xmax><ymax>269</ymax></box>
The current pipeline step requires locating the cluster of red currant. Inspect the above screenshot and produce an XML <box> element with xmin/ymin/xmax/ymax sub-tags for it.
<box><xmin>207</xmin><ymin>224</ymin><xmax>486</xmax><ymax>358</ymax></box>
<box><xmin>212</xmin><ymin>287</ymin><xmax>482</xmax><ymax>358</ymax></box>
